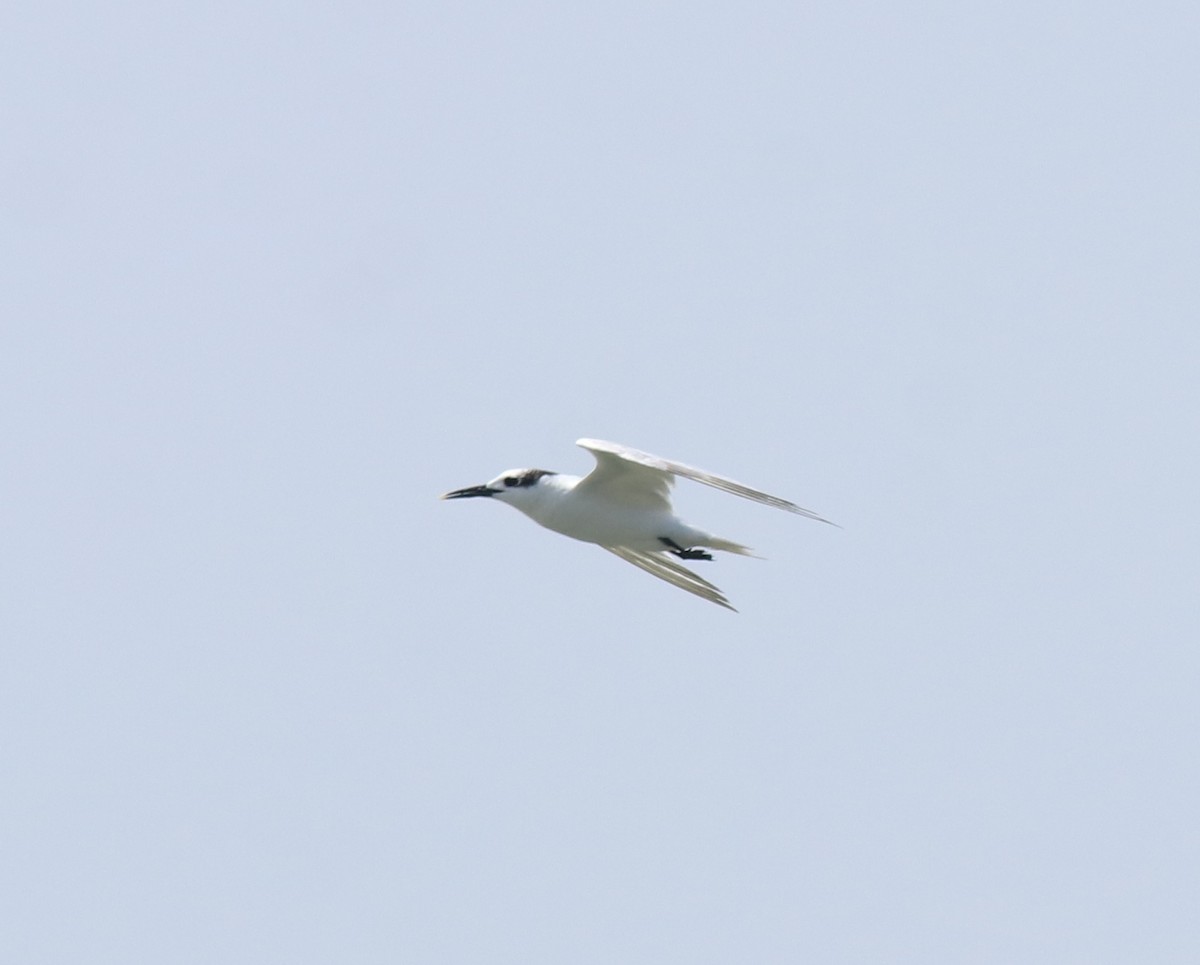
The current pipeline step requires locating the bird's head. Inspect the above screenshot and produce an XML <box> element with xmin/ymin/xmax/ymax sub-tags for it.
<box><xmin>441</xmin><ymin>468</ymin><xmax>558</xmax><ymax>506</ymax></box>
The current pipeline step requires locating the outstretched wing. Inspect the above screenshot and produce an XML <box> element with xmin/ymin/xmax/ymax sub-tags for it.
<box><xmin>577</xmin><ymin>439</ymin><xmax>834</xmax><ymax>523</ymax></box>
<box><xmin>602</xmin><ymin>546</ymin><xmax>736</xmax><ymax>611</ymax></box>
<box><xmin>572</xmin><ymin>440</ymin><xmax>676</xmax><ymax>511</ymax></box>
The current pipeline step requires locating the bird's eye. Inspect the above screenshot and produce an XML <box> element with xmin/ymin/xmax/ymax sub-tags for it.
<box><xmin>503</xmin><ymin>476</ymin><xmax>518</xmax><ymax>487</ymax></box>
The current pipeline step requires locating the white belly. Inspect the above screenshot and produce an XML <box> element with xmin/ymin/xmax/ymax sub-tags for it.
<box><xmin>529</xmin><ymin>498</ymin><xmax>703</xmax><ymax>553</ymax></box>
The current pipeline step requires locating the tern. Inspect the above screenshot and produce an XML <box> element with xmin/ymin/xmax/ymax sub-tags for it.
<box><xmin>441</xmin><ymin>438</ymin><xmax>833</xmax><ymax>611</ymax></box>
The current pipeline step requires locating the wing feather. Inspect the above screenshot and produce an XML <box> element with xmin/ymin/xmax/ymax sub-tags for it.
<box><xmin>573</xmin><ymin>443</ymin><xmax>674</xmax><ymax>510</ymax></box>
<box><xmin>603</xmin><ymin>546</ymin><xmax>737</xmax><ymax>611</ymax></box>
<box><xmin>578</xmin><ymin>439</ymin><xmax>835</xmax><ymax>524</ymax></box>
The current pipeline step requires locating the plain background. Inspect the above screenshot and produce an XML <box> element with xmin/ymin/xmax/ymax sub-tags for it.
<box><xmin>4</xmin><ymin>2</ymin><xmax>1198</xmax><ymax>962</ymax></box>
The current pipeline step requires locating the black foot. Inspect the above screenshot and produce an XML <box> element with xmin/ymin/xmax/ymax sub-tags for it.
<box><xmin>659</xmin><ymin>538</ymin><xmax>714</xmax><ymax>561</ymax></box>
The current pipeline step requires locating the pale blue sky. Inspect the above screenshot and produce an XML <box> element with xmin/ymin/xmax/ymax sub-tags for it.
<box><xmin>4</xmin><ymin>2</ymin><xmax>1199</xmax><ymax>962</ymax></box>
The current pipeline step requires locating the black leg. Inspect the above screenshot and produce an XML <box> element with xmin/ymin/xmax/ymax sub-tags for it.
<box><xmin>659</xmin><ymin>537</ymin><xmax>714</xmax><ymax>561</ymax></box>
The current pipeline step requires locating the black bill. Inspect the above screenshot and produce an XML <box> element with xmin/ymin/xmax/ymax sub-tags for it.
<box><xmin>440</xmin><ymin>484</ymin><xmax>498</xmax><ymax>500</ymax></box>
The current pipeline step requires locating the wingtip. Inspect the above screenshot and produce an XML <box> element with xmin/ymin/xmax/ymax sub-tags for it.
<box><xmin>785</xmin><ymin>504</ymin><xmax>840</xmax><ymax>527</ymax></box>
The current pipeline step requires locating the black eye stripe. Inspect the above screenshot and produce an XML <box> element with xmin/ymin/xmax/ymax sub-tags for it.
<box><xmin>506</xmin><ymin>469</ymin><xmax>556</xmax><ymax>488</ymax></box>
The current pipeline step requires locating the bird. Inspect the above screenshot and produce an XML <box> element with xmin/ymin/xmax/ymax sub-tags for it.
<box><xmin>441</xmin><ymin>438</ymin><xmax>834</xmax><ymax>611</ymax></box>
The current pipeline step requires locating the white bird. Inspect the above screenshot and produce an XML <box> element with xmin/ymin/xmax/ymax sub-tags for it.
<box><xmin>441</xmin><ymin>438</ymin><xmax>834</xmax><ymax>611</ymax></box>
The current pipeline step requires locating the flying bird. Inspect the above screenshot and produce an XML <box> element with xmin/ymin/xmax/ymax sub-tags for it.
<box><xmin>441</xmin><ymin>439</ymin><xmax>834</xmax><ymax>610</ymax></box>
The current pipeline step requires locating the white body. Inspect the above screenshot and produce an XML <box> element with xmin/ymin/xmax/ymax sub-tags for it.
<box><xmin>442</xmin><ymin>439</ymin><xmax>833</xmax><ymax>611</ymax></box>
<box><xmin>500</xmin><ymin>472</ymin><xmax>724</xmax><ymax>555</ymax></box>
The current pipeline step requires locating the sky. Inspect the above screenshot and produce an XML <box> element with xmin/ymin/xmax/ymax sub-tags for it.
<box><xmin>3</xmin><ymin>2</ymin><xmax>1199</xmax><ymax>962</ymax></box>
